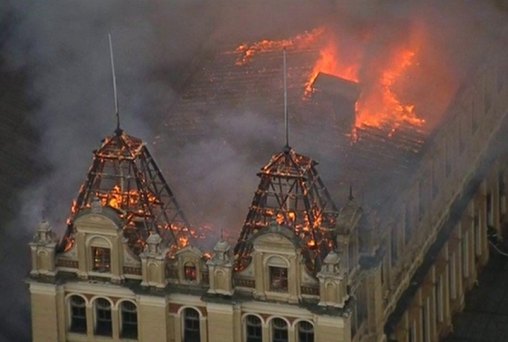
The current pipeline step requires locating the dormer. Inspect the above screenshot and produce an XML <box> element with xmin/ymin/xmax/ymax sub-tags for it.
<box><xmin>236</xmin><ymin>222</ymin><xmax>318</xmax><ymax>304</ymax></box>
<box><xmin>72</xmin><ymin>205</ymin><xmax>125</xmax><ymax>283</ymax></box>
<box><xmin>174</xmin><ymin>245</ymin><xmax>204</xmax><ymax>284</ymax></box>
<box><xmin>52</xmin><ymin>129</ymin><xmax>191</xmax><ymax>283</ymax></box>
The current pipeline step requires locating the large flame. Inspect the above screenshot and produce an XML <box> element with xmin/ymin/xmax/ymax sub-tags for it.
<box><xmin>354</xmin><ymin>47</ymin><xmax>424</xmax><ymax>129</ymax></box>
<box><xmin>304</xmin><ymin>42</ymin><xmax>360</xmax><ymax>96</ymax></box>
<box><xmin>233</xmin><ymin>26</ymin><xmax>427</xmax><ymax>138</ymax></box>
<box><xmin>304</xmin><ymin>34</ymin><xmax>424</xmax><ymax>133</ymax></box>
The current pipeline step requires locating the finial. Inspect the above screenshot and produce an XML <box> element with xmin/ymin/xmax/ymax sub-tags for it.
<box><xmin>283</xmin><ymin>48</ymin><xmax>290</xmax><ymax>150</ymax></box>
<box><xmin>348</xmin><ymin>184</ymin><xmax>354</xmax><ymax>201</ymax></box>
<box><xmin>108</xmin><ymin>33</ymin><xmax>122</xmax><ymax>136</ymax></box>
<box><xmin>220</xmin><ymin>228</ymin><xmax>224</xmax><ymax>241</ymax></box>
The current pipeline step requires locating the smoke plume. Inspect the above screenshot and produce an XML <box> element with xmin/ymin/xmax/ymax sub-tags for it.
<box><xmin>1</xmin><ymin>1</ymin><xmax>507</xmax><ymax>341</ymax></box>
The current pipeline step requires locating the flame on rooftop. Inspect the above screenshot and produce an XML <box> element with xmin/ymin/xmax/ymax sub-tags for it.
<box><xmin>61</xmin><ymin>131</ymin><xmax>191</xmax><ymax>255</ymax></box>
<box><xmin>233</xmin><ymin>26</ymin><xmax>427</xmax><ymax>138</ymax></box>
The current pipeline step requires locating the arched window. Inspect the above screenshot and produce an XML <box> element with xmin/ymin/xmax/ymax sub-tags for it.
<box><xmin>184</xmin><ymin>262</ymin><xmax>197</xmax><ymax>281</ymax></box>
<box><xmin>183</xmin><ymin>308</ymin><xmax>200</xmax><ymax>342</ymax></box>
<box><xmin>271</xmin><ymin>318</ymin><xmax>288</xmax><ymax>342</ymax></box>
<box><xmin>121</xmin><ymin>301</ymin><xmax>138</xmax><ymax>339</ymax></box>
<box><xmin>245</xmin><ymin>315</ymin><xmax>262</xmax><ymax>342</ymax></box>
<box><xmin>95</xmin><ymin>298</ymin><xmax>112</xmax><ymax>336</ymax></box>
<box><xmin>69</xmin><ymin>295</ymin><xmax>86</xmax><ymax>333</ymax></box>
<box><xmin>269</xmin><ymin>267</ymin><xmax>288</xmax><ymax>291</ymax></box>
<box><xmin>92</xmin><ymin>247</ymin><xmax>110</xmax><ymax>272</ymax></box>
<box><xmin>298</xmin><ymin>321</ymin><xmax>314</xmax><ymax>342</ymax></box>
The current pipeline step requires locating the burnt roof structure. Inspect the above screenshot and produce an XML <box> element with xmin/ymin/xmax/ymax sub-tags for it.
<box><xmin>61</xmin><ymin>129</ymin><xmax>190</xmax><ymax>255</ymax></box>
<box><xmin>234</xmin><ymin>145</ymin><xmax>339</xmax><ymax>272</ymax></box>
<box><xmin>158</xmin><ymin>34</ymin><xmax>429</xmax><ymax>211</ymax></box>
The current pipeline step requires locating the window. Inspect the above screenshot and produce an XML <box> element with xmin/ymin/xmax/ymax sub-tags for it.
<box><xmin>462</xmin><ymin>231</ymin><xmax>469</xmax><ymax>278</ymax></box>
<box><xmin>487</xmin><ymin>193</ymin><xmax>494</xmax><ymax>226</ymax></box>
<box><xmin>269</xmin><ymin>267</ymin><xmax>288</xmax><ymax>291</ymax></box>
<box><xmin>409</xmin><ymin>320</ymin><xmax>417</xmax><ymax>342</ymax></box>
<box><xmin>184</xmin><ymin>308</ymin><xmax>200</xmax><ymax>342</ymax></box>
<box><xmin>436</xmin><ymin>275</ymin><xmax>444</xmax><ymax>323</ymax></box>
<box><xmin>245</xmin><ymin>315</ymin><xmax>262</xmax><ymax>342</ymax></box>
<box><xmin>474</xmin><ymin>211</ymin><xmax>481</xmax><ymax>256</ymax></box>
<box><xmin>95</xmin><ymin>298</ymin><xmax>112</xmax><ymax>336</ymax></box>
<box><xmin>298</xmin><ymin>321</ymin><xmax>314</xmax><ymax>342</ymax></box>
<box><xmin>499</xmin><ymin>171</ymin><xmax>506</xmax><ymax>215</ymax></box>
<box><xmin>449</xmin><ymin>253</ymin><xmax>457</xmax><ymax>300</ymax></box>
<box><xmin>272</xmin><ymin>318</ymin><xmax>288</xmax><ymax>342</ymax></box>
<box><xmin>92</xmin><ymin>247</ymin><xmax>110</xmax><ymax>272</ymax></box>
<box><xmin>184</xmin><ymin>262</ymin><xmax>197</xmax><ymax>281</ymax></box>
<box><xmin>121</xmin><ymin>301</ymin><xmax>138</xmax><ymax>339</ymax></box>
<box><xmin>70</xmin><ymin>296</ymin><xmax>86</xmax><ymax>333</ymax></box>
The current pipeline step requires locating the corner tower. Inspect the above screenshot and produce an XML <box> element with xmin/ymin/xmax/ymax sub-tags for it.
<box><xmin>64</xmin><ymin>129</ymin><xmax>190</xmax><ymax>254</ymax></box>
<box><xmin>28</xmin><ymin>128</ymin><xmax>194</xmax><ymax>342</ymax></box>
<box><xmin>222</xmin><ymin>144</ymin><xmax>362</xmax><ymax>342</ymax></box>
<box><xmin>234</xmin><ymin>145</ymin><xmax>340</xmax><ymax>273</ymax></box>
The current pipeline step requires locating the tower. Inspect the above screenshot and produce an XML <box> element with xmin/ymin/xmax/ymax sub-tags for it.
<box><xmin>228</xmin><ymin>145</ymin><xmax>363</xmax><ymax>340</ymax></box>
<box><xmin>233</xmin><ymin>146</ymin><xmax>340</xmax><ymax>273</ymax></box>
<box><xmin>28</xmin><ymin>128</ymin><xmax>196</xmax><ymax>342</ymax></box>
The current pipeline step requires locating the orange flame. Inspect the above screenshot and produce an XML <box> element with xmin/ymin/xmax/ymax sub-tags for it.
<box><xmin>304</xmin><ymin>33</ymin><xmax>425</xmax><ymax>134</ymax></box>
<box><xmin>234</xmin><ymin>27</ymin><xmax>427</xmax><ymax>137</ymax></box>
<box><xmin>304</xmin><ymin>42</ymin><xmax>359</xmax><ymax>96</ymax></box>
<box><xmin>355</xmin><ymin>48</ymin><xmax>425</xmax><ymax>128</ymax></box>
<box><xmin>234</xmin><ymin>27</ymin><xmax>324</xmax><ymax>66</ymax></box>
<box><xmin>178</xmin><ymin>235</ymin><xmax>189</xmax><ymax>248</ymax></box>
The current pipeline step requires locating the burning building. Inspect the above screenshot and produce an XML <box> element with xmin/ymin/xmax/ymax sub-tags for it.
<box><xmin>27</xmin><ymin>20</ymin><xmax>508</xmax><ymax>342</ymax></box>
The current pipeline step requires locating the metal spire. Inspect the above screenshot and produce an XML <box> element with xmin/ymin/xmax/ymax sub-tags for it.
<box><xmin>283</xmin><ymin>48</ymin><xmax>289</xmax><ymax>150</ymax></box>
<box><xmin>108</xmin><ymin>33</ymin><xmax>121</xmax><ymax>136</ymax></box>
<box><xmin>348</xmin><ymin>184</ymin><xmax>354</xmax><ymax>201</ymax></box>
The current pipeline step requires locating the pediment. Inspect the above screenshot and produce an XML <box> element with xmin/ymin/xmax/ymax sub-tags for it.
<box><xmin>253</xmin><ymin>232</ymin><xmax>299</xmax><ymax>253</ymax></box>
<box><xmin>175</xmin><ymin>245</ymin><xmax>203</xmax><ymax>258</ymax></box>
<box><xmin>74</xmin><ymin>212</ymin><xmax>121</xmax><ymax>233</ymax></box>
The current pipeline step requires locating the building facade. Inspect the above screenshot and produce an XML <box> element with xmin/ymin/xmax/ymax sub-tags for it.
<box><xmin>28</xmin><ymin>52</ymin><xmax>508</xmax><ymax>342</ymax></box>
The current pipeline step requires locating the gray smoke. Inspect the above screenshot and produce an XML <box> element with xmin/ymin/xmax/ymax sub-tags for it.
<box><xmin>1</xmin><ymin>1</ymin><xmax>507</xmax><ymax>341</ymax></box>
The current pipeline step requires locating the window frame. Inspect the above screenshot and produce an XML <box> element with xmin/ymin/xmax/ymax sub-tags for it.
<box><xmin>184</xmin><ymin>262</ymin><xmax>197</xmax><ymax>281</ymax></box>
<box><xmin>94</xmin><ymin>298</ymin><xmax>113</xmax><ymax>336</ymax></box>
<box><xmin>120</xmin><ymin>301</ymin><xmax>138</xmax><ymax>339</ymax></box>
<box><xmin>245</xmin><ymin>315</ymin><xmax>262</xmax><ymax>342</ymax></box>
<box><xmin>271</xmin><ymin>318</ymin><xmax>288</xmax><ymax>342</ymax></box>
<box><xmin>69</xmin><ymin>295</ymin><xmax>87</xmax><ymax>334</ymax></box>
<box><xmin>269</xmin><ymin>266</ymin><xmax>288</xmax><ymax>292</ymax></box>
<box><xmin>91</xmin><ymin>246</ymin><xmax>111</xmax><ymax>273</ymax></box>
<box><xmin>297</xmin><ymin>320</ymin><xmax>314</xmax><ymax>342</ymax></box>
<box><xmin>183</xmin><ymin>308</ymin><xmax>201</xmax><ymax>342</ymax></box>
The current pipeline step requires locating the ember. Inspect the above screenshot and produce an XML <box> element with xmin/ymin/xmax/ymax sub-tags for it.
<box><xmin>234</xmin><ymin>147</ymin><xmax>338</xmax><ymax>272</ymax></box>
<box><xmin>60</xmin><ymin>130</ymin><xmax>192</xmax><ymax>255</ymax></box>
<box><xmin>233</xmin><ymin>27</ymin><xmax>324</xmax><ymax>66</ymax></box>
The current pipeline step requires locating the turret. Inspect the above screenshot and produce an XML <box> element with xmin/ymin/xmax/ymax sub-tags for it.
<box><xmin>207</xmin><ymin>238</ymin><xmax>233</xmax><ymax>295</ymax></box>
<box><xmin>29</xmin><ymin>220</ymin><xmax>58</xmax><ymax>277</ymax></box>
